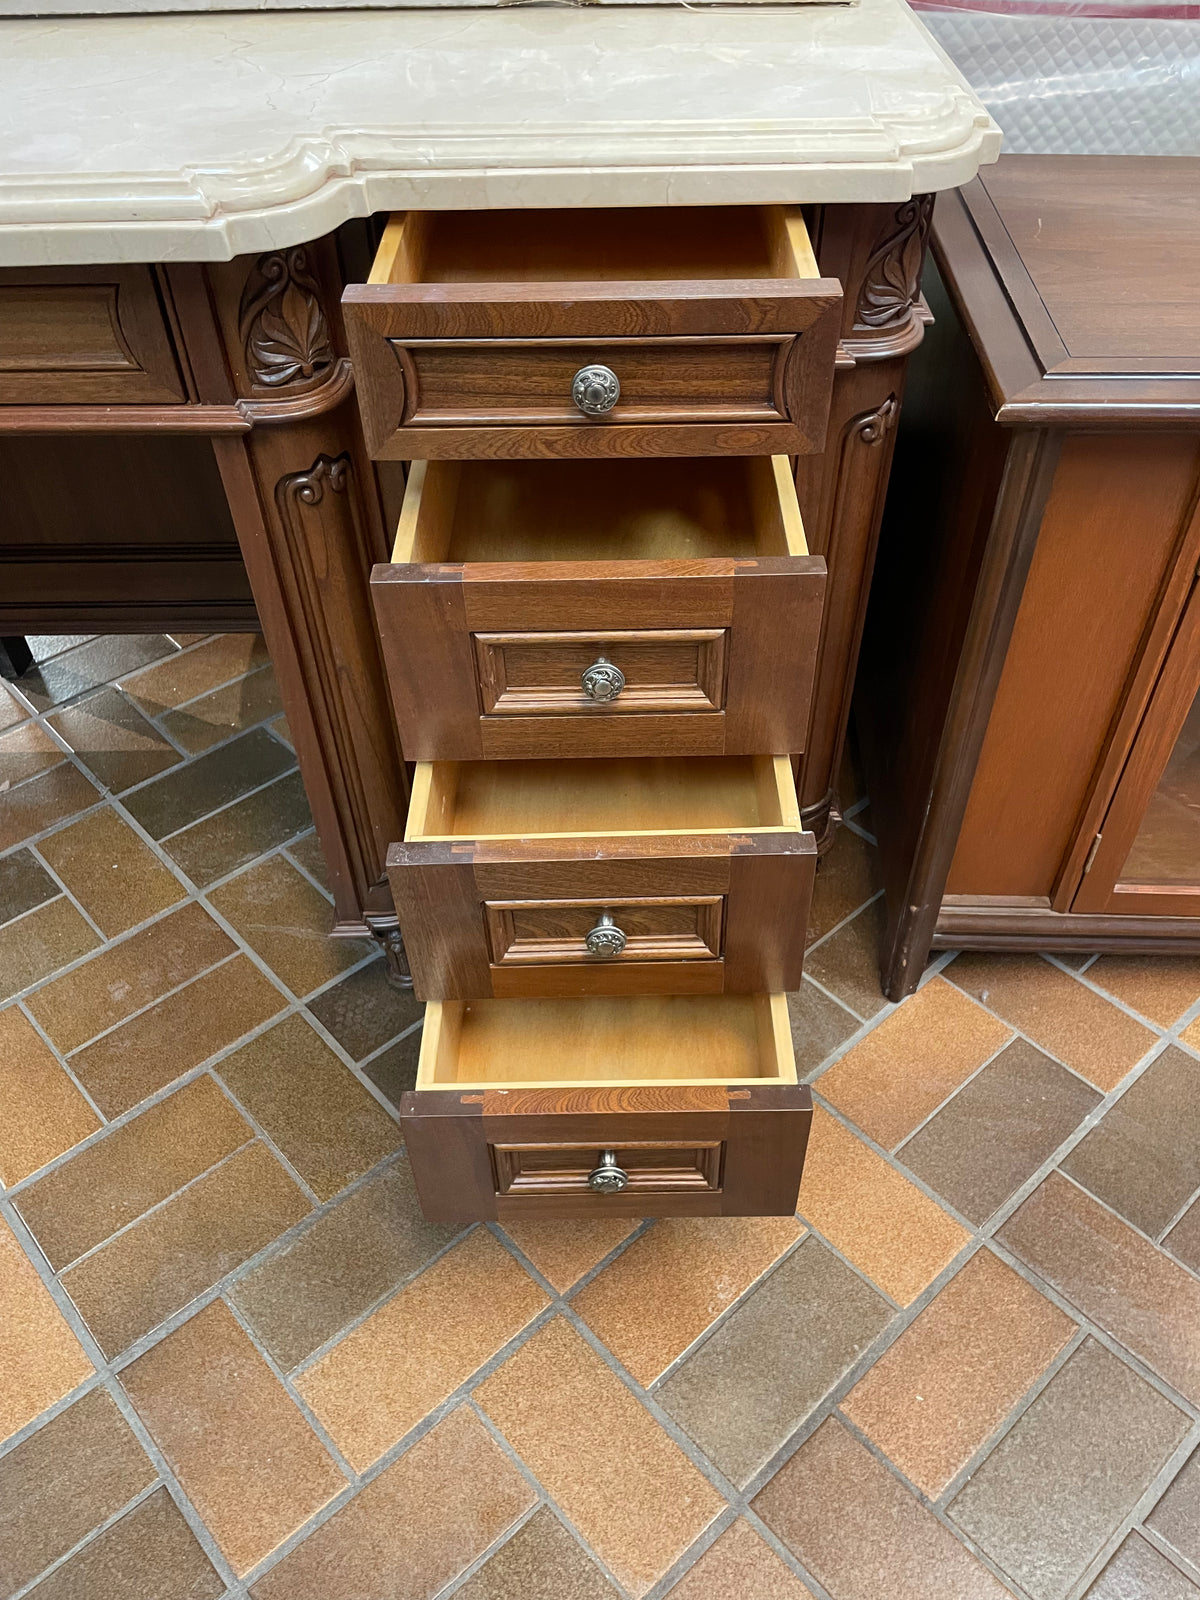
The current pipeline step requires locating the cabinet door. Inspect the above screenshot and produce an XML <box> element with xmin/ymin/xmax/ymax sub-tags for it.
<box><xmin>1073</xmin><ymin>577</ymin><xmax>1200</xmax><ymax>918</ymax></box>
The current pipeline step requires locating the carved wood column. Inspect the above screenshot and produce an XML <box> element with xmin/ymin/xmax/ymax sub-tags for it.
<box><xmin>179</xmin><ymin>239</ymin><xmax>408</xmax><ymax>938</ymax></box>
<box><xmin>794</xmin><ymin>196</ymin><xmax>934</xmax><ymax>849</ymax></box>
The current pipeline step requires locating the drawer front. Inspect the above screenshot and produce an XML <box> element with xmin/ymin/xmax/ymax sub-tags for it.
<box><xmin>476</xmin><ymin>628</ymin><xmax>725</xmax><ymax>718</ymax></box>
<box><xmin>373</xmin><ymin>560</ymin><xmax>824</xmax><ymax>760</ymax></box>
<box><xmin>344</xmin><ymin>291</ymin><xmax>841</xmax><ymax>461</ymax></box>
<box><xmin>388</xmin><ymin>832</ymin><xmax>816</xmax><ymax>1000</ymax></box>
<box><xmin>400</xmin><ymin>1083</ymin><xmax>812</xmax><ymax>1220</ymax></box>
<box><xmin>0</xmin><ymin>267</ymin><xmax>186</xmax><ymax>405</ymax></box>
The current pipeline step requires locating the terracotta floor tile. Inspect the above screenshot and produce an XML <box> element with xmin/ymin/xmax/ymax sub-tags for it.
<box><xmin>900</xmin><ymin>1038</ymin><xmax>1101</xmax><ymax>1224</ymax></box>
<box><xmin>120</xmin><ymin>635</ymin><xmax>271</xmax><ymax>717</ymax></box>
<box><xmin>754</xmin><ymin>1416</ymin><xmax>1009</xmax><ymax>1600</ymax></box>
<box><xmin>123</xmin><ymin>728</ymin><xmax>293</xmax><ymax>842</ymax></box>
<box><xmin>216</xmin><ymin>1014</ymin><xmax>401</xmax><ymax>1201</ymax></box>
<box><xmin>948</xmin><ymin>1339</ymin><xmax>1188</xmax><ymax>1600</ymax></box>
<box><xmin>208</xmin><ymin>855</ymin><xmax>370</xmax><ymax>998</ymax></box>
<box><xmin>0</xmin><ymin>682</ymin><xmax>28</xmax><ymax>731</ymax></box>
<box><xmin>61</xmin><ymin>1141</ymin><xmax>309</xmax><ymax>1357</ymax></box>
<box><xmin>251</xmin><ymin>1406</ymin><xmax>535</xmax><ymax>1600</ymax></box>
<box><xmin>69</xmin><ymin>955</ymin><xmax>287</xmax><ymax>1118</ymax></box>
<box><xmin>269</xmin><ymin>714</ymin><xmax>293</xmax><ymax>752</ymax></box>
<box><xmin>502</xmin><ymin>1218</ymin><xmax>639</xmax><ymax>1293</ymax></box>
<box><xmin>0</xmin><ymin>721</ymin><xmax>69</xmax><ymax>788</ymax></box>
<box><xmin>26</xmin><ymin>901</ymin><xmax>234</xmax><ymax>1054</ymax></box>
<box><xmin>573</xmin><ymin>1215</ymin><xmax>803</xmax><ymax>1384</ymax></box>
<box><xmin>19</xmin><ymin>637</ymin><xmax>178</xmax><ymax>712</ymax></box>
<box><xmin>0</xmin><ymin>897</ymin><xmax>100</xmax><ymax>1005</ymax></box>
<box><xmin>0</xmin><ymin>847</ymin><xmax>58</xmax><ymax>925</ymax></box>
<box><xmin>0</xmin><ymin>1215</ymin><xmax>93</xmax><ymax>1443</ymax></box>
<box><xmin>163</xmin><ymin>771</ymin><xmax>314</xmax><ymax>889</ymax></box>
<box><xmin>122</xmin><ymin>1300</ymin><xmax>343</xmax><ymax>1576</ymax></box>
<box><xmin>297</xmin><ymin>1228</ymin><xmax>546</xmax><ymax>1470</ymax></box>
<box><xmin>37</xmin><ymin>807</ymin><xmax>186</xmax><ymax>938</ymax></box>
<box><xmin>47</xmin><ymin>690</ymin><xmax>181</xmax><ymax>793</ymax></box>
<box><xmin>160</xmin><ymin>664</ymin><xmax>284</xmax><ymax>755</ymax></box>
<box><xmin>802</xmin><ymin>896</ymin><xmax>889</xmax><ymax>1020</ymax></box>
<box><xmin>805</xmin><ymin>821</ymin><xmax>880</xmax><ymax>947</ymax></box>
<box><xmin>1180</xmin><ymin>1013</ymin><xmax>1200</xmax><ymax>1053</ymax></box>
<box><xmin>841</xmin><ymin>1248</ymin><xmax>1075</xmax><ymax>1498</ymax></box>
<box><xmin>284</xmin><ymin>830</ymin><xmax>328</xmax><ymax>892</ymax></box>
<box><xmin>787</xmin><ymin>979</ymin><xmax>860</xmax><ymax>1079</ymax></box>
<box><xmin>1000</xmin><ymin>1173</ymin><xmax>1200</xmax><ymax>1404</ymax></box>
<box><xmin>456</xmin><ymin>1506</ymin><xmax>619</xmax><ymax>1600</ymax></box>
<box><xmin>658</xmin><ymin>1235</ymin><xmax>893</xmax><ymax>1487</ymax></box>
<box><xmin>1163</xmin><ymin>1197</ymin><xmax>1200</xmax><ymax>1274</ymax></box>
<box><xmin>797</xmin><ymin>1107</ymin><xmax>970</xmax><ymax>1305</ymax></box>
<box><xmin>1063</xmin><ymin>1047</ymin><xmax>1200</xmax><ymax>1238</ymax></box>
<box><xmin>1148</xmin><ymin>1445</ymin><xmax>1200</xmax><ymax>1567</ymax></box>
<box><xmin>230</xmin><ymin>1159</ymin><xmax>461</xmax><ymax>1371</ymax></box>
<box><xmin>0</xmin><ymin>1386</ymin><xmax>154</xmax><ymax>1596</ymax></box>
<box><xmin>475</xmin><ymin>1315</ymin><xmax>724</xmax><ymax>1598</ymax></box>
<box><xmin>0</xmin><ymin>1006</ymin><xmax>100</xmax><ymax>1186</ymax></box>
<box><xmin>305</xmin><ymin>957</ymin><xmax>424</xmax><ymax>1062</ymax></box>
<box><xmin>361</xmin><ymin>1027</ymin><xmax>421</xmax><ymax>1109</ymax></box>
<box><xmin>1088</xmin><ymin>955</ymin><xmax>1200</xmax><ymax>1027</ymax></box>
<box><xmin>1085</xmin><ymin>1535</ymin><xmax>1200</xmax><ymax>1600</ymax></box>
<box><xmin>817</xmin><ymin>976</ymin><xmax>1011</xmax><ymax>1149</ymax></box>
<box><xmin>0</xmin><ymin>764</ymin><xmax>99</xmax><ymax>855</ymax></box>
<box><xmin>17</xmin><ymin>1075</ymin><xmax>253</xmax><ymax>1270</ymax></box>
<box><xmin>946</xmin><ymin>953</ymin><xmax>1157</xmax><ymax>1091</ymax></box>
<box><xmin>25</xmin><ymin>1487</ymin><xmax>225</xmax><ymax>1600</ymax></box>
<box><xmin>666</xmin><ymin>1519</ymin><xmax>815</xmax><ymax>1600</ymax></box>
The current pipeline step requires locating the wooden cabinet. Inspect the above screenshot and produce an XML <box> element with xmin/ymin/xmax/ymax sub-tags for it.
<box><xmin>343</xmin><ymin>206</ymin><xmax>841</xmax><ymax>459</ymax></box>
<box><xmin>391</xmin><ymin>756</ymin><xmax>815</xmax><ymax>998</ymax></box>
<box><xmin>856</xmin><ymin>157</ymin><xmax>1200</xmax><ymax>997</ymax></box>
<box><xmin>400</xmin><ymin>994</ymin><xmax>810</xmax><ymax>1220</ymax></box>
<box><xmin>371</xmin><ymin>454</ymin><xmax>825</xmax><ymax>759</ymax></box>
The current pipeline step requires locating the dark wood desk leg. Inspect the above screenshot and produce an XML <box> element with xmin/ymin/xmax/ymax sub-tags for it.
<box><xmin>193</xmin><ymin>244</ymin><xmax>409</xmax><ymax>943</ymax></box>
<box><xmin>0</xmin><ymin>637</ymin><xmax>33</xmax><ymax>680</ymax></box>
<box><xmin>794</xmin><ymin>197</ymin><xmax>933</xmax><ymax>851</ymax></box>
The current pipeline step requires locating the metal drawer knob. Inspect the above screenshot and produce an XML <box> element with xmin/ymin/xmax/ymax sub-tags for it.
<box><xmin>581</xmin><ymin>656</ymin><xmax>625</xmax><ymax>703</ymax></box>
<box><xmin>588</xmin><ymin>1150</ymin><xmax>629</xmax><ymax>1193</ymax></box>
<box><xmin>585</xmin><ymin>911</ymin><xmax>627</xmax><ymax>959</ymax></box>
<box><xmin>572</xmin><ymin>364</ymin><xmax>620</xmax><ymax>416</ymax></box>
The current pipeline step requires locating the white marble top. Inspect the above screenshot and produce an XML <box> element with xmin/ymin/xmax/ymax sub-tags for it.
<box><xmin>0</xmin><ymin>0</ymin><xmax>1000</xmax><ymax>266</ymax></box>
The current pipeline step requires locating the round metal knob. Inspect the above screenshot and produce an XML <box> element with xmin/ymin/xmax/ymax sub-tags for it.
<box><xmin>572</xmin><ymin>364</ymin><xmax>620</xmax><ymax>416</ymax></box>
<box><xmin>581</xmin><ymin>656</ymin><xmax>625</xmax><ymax>703</ymax></box>
<box><xmin>585</xmin><ymin>912</ymin><xmax>627</xmax><ymax>959</ymax></box>
<box><xmin>588</xmin><ymin>1150</ymin><xmax>629</xmax><ymax>1193</ymax></box>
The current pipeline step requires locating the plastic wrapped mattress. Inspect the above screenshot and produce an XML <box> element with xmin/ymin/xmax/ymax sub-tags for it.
<box><xmin>916</xmin><ymin>3</ymin><xmax>1200</xmax><ymax>154</ymax></box>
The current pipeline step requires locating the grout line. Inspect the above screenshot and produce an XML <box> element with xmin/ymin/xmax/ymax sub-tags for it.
<box><xmin>206</xmin><ymin>1077</ymin><xmax>324</xmax><ymax>1210</ymax></box>
<box><xmin>24</xmin><ymin>841</ymin><xmax>113</xmax><ymax>944</ymax></box>
<box><xmin>431</xmin><ymin>1497</ymin><xmax>547</xmax><ymax>1599</ymax></box>
<box><xmin>149</xmin><ymin>761</ymin><xmax>301</xmax><ymax>846</ymax></box>
<box><xmin>278</xmin><ymin>832</ymin><xmax>336</xmax><ymax>906</ymax></box>
<box><xmin>17</xmin><ymin>999</ymin><xmax>109</xmax><ymax>1129</ymax></box>
<box><xmin>6</xmin><ymin>1480</ymin><xmax>162</xmax><ymax>1600</ymax></box>
<box><xmin>1140</xmin><ymin>1522</ymin><xmax>1200</xmax><ymax>1589</ymax></box>
<box><xmin>63</xmin><ymin>949</ymin><xmax>247</xmax><ymax>1058</ymax></box>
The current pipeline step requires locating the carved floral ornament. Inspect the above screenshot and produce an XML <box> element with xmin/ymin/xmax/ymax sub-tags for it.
<box><xmin>855</xmin><ymin>194</ymin><xmax>934</xmax><ymax>333</ymax></box>
<box><xmin>238</xmin><ymin>247</ymin><xmax>335</xmax><ymax>391</ymax></box>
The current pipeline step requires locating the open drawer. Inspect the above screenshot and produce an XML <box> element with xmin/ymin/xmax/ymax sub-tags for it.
<box><xmin>372</xmin><ymin>453</ymin><xmax>825</xmax><ymax>760</ymax></box>
<box><xmin>342</xmin><ymin>205</ymin><xmax>842</xmax><ymax>459</ymax></box>
<box><xmin>392</xmin><ymin>754</ymin><xmax>816</xmax><ymax>999</ymax></box>
<box><xmin>400</xmin><ymin>993</ymin><xmax>811</xmax><ymax>1219</ymax></box>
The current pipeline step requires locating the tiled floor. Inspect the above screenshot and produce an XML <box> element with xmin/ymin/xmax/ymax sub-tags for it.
<box><xmin>2</xmin><ymin>635</ymin><xmax>1200</xmax><ymax>1600</ymax></box>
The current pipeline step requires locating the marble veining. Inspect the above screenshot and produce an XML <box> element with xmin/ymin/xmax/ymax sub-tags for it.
<box><xmin>0</xmin><ymin>0</ymin><xmax>999</xmax><ymax>265</ymax></box>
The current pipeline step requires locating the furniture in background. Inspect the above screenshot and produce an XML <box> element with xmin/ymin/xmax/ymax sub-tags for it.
<box><xmin>857</xmin><ymin>155</ymin><xmax>1200</xmax><ymax>999</ymax></box>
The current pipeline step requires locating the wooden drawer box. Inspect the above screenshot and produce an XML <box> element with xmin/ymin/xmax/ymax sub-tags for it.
<box><xmin>372</xmin><ymin>453</ymin><xmax>825</xmax><ymax>760</ymax></box>
<box><xmin>342</xmin><ymin>206</ymin><xmax>842</xmax><ymax>459</ymax></box>
<box><xmin>0</xmin><ymin>266</ymin><xmax>186</xmax><ymax>405</ymax></box>
<box><xmin>400</xmin><ymin>993</ymin><xmax>810</xmax><ymax>1219</ymax></box>
<box><xmin>391</xmin><ymin>754</ymin><xmax>815</xmax><ymax>999</ymax></box>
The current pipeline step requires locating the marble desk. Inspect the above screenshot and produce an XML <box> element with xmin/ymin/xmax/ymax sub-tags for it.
<box><xmin>0</xmin><ymin>0</ymin><xmax>998</xmax><ymax>966</ymax></box>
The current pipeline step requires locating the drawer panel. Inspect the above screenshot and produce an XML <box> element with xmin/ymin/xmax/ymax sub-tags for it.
<box><xmin>400</xmin><ymin>993</ymin><xmax>811</xmax><ymax>1220</ymax></box>
<box><xmin>343</xmin><ymin>205</ymin><xmax>841</xmax><ymax>459</ymax></box>
<box><xmin>391</xmin><ymin>754</ymin><xmax>815</xmax><ymax>999</ymax></box>
<box><xmin>0</xmin><ymin>267</ymin><xmax>186</xmax><ymax>405</ymax></box>
<box><xmin>371</xmin><ymin>454</ymin><xmax>825</xmax><ymax>761</ymax></box>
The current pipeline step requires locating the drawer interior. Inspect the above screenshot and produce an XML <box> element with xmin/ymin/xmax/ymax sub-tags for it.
<box><xmin>406</xmin><ymin>754</ymin><xmax>800</xmax><ymax>840</ymax></box>
<box><xmin>370</xmin><ymin>206</ymin><xmax>818</xmax><ymax>287</ymax></box>
<box><xmin>393</xmin><ymin>455</ymin><xmax>807</xmax><ymax>565</ymax></box>
<box><xmin>418</xmin><ymin>992</ymin><xmax>796</xmax><ymax>1090</ymax></box>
